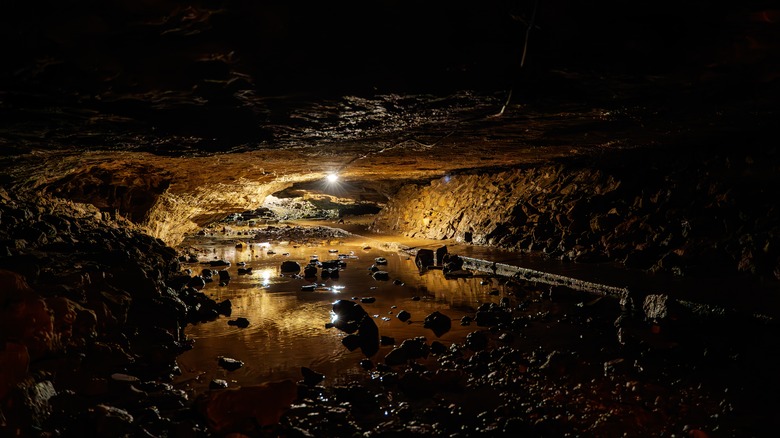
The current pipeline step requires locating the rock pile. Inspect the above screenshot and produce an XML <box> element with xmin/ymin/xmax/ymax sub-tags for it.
<box><xmin>0</xmin><ymin>197</ymin><xmax>230</xmax><ymax>436</ymax></box>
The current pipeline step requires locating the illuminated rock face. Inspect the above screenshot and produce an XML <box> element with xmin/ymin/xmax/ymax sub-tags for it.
<box><xmin>373</xmin><ymin>151</ymin><xmax>780</xmax><ymax>279</ymax></box>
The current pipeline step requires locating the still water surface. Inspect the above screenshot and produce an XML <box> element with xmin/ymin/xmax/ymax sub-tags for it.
<box><xmin>173</xmin><ymin>231</ymin><xmax>508</xmax><ymax>393</ymax></box>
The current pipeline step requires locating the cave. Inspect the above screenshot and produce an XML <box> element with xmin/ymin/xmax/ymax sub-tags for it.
<box><xmin>2</xmin><ymin>1</ymin><xmax>780</xmax><ymax>436</ymax></box>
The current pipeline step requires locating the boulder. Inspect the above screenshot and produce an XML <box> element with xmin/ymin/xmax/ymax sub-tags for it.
<box><xmin>423</xmin><ymin>311</ymin><xmax>451</xmax><ymax>337</ymax></box>
<box><xmin>280</xmin><ymin>261</ymin><xmax>301</xmax><ymax>273</ymax></box>
<box><xmin>415</xmin><ymin>249</ymin><xmax>435</xmax><ymax>270</ymax></box>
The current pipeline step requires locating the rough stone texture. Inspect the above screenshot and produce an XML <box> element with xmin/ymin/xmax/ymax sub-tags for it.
<box><xmin>372</xmin><ymin>150</ymin><xmax>780</xmax><ymax>278</ymax></box>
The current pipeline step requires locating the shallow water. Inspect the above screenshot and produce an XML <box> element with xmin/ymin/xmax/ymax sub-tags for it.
<box><xmin>173</xmin><ymin>231</ymin><xmax>509</xmax><ymax>393</ymax></box>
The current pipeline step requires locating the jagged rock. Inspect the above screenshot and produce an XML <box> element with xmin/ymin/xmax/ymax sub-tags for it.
<box><xmin>396</xmin><ymin>310</ymin><xmax>411</xmax><ymax>322</ymax></box>
<box><xmin>423</xmin><ymin>311</ymin><xmax>451</xmax><ymax>337</ymax></box>
<box><xmin>415</xmin><ymin>249</ymin><xmax>435</xmax><ymax>270</ymax></box>
<box><xmin>435</xmin><ymin>246</ymin><xmax>448</xmax><ymax>266</ymax></box>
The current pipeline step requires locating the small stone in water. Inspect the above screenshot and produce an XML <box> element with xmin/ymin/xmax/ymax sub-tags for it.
<box><xmin>227</xmin><ymin>317</ymin><xmax>250</xmax><ymax>328</ymax></box>
<box><xmin>210</xmin><ymin>379</ymin><xmax>229</xmax><ymax>390</ymax></box>
<box><xmin>218</xmin><ymin>357</ymin><xmax>244</xmax><ymax>371</ymax></box>
<box><xmin>397</xmin><ymin>310</ymin><xmax>411</xmax><ymax>322</ymax></box>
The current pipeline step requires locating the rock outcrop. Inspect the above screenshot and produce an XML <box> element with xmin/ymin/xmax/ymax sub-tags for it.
<box><xmin>373</xmin><ymin>149</ymin><xmax>780</xmax><ymax>279</ymax></box>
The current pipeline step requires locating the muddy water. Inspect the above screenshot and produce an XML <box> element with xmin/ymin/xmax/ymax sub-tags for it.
<box><xmin>173</xmin><ymin>231</ymin><xmax>508</xmax><ymax>394</ymax></box>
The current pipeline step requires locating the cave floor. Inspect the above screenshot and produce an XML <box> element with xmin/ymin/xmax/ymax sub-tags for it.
<box><xmin>173</xmin><ymin>220</ymin><xmax>780</xmax><ymax>437</ymax></box>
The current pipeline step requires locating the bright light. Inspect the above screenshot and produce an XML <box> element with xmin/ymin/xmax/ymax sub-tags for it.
<box><xmin>326</xmin><ymin>173</ymin><xmax>339</xmax><ymax>183</ymax></box>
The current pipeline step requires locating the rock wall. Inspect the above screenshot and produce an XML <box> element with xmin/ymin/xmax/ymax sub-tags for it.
<box><xmin>142</xmin><ymin>179</ymin><xmax>290</xmax><ymax>246</ymax></box>
<box><xmin>372</xmin><ymin>149</ymin><xmax>780</xmax><ymax>279</ymax></box>
<box><xmin>23</xmin><ymin>155</ymin><xmax>295</xmax><ymax>247</ymax></box>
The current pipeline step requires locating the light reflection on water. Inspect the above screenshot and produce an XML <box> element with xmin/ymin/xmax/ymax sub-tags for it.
<box><xmin>174</xmin><ymin>233</ymin><xmax>506</xmax><ymax>393</ymax></box>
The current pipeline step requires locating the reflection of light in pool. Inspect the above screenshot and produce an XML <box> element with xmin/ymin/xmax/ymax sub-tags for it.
<box><xmin>330</xmin><ymin>311</ymin><xmax>338</xmax><ymax>324</ymax></box>
<box><xmin>259</xmin><ymin>268</ymin><xmax>274</xmax><ymax>287</ymax></box>
<box><xmin>330</xmin><ymin>285</ymin><xmax>345</xmax><ymax>293</ymax></box>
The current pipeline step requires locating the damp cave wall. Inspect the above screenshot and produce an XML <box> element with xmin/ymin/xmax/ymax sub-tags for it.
<box><xmin>371</xmin><ymin>149</ymin><xmax>780</xmax><ymax>280</ymax></box>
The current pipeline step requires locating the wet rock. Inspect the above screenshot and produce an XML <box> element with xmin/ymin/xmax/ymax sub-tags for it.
<box><xmin>393</xmin><ymin>279</ymin><xmax>405</xmax><ymax>286</ymax></box>
<box><xmin>359</xmin><ymin>359</ymin><xmax>374</xmax><ymax>370</ymax></box>
<box><xmin>415</xmin><ymin>249</ymin><xmax>435</xmax><ymax>270</ymax></box>
<box><xmin>465</xmin><ymin>331</ymin><xmax>489</xmax><ymax>351</ymax></box>
<box><xmin>331</xmin><ymin>300</ymin><xmax>367</xmax><ymax>334</ymax></box>
<box><xmin>227</xmin><ymin>317</ymin><xmax>250</xmax><ymax>328</ymax></box>
<box><xmin>384</xmin><ymin>337</ymin><xmax>430</xmax><ymax>366</ymax></box>
<box><xmin>217</xmin><ymin>357</ymin><xmax>244</xmax><ymax>371</ymax></box>
<box><xmin>209</xmin><ymin>379</ymin><xmax>229</xmax><ymax>390</ymax></box>
<box><xmin>330</xmin><ymin>300</ymin><xmax>378</xmax><ymax>357</ymax></box>
<box><xmin>380</xmin><ymin>335</ymin><xmax>395</xmax><ymax>346</ymax></box>
<box><xmin>372</xmin><ymin>271</ymin><xmax>390</xmax><ymax>281</ymax></box>
<box><xmin>368</xmin><ymin>264</ymin><xmax>379</xmax><ymax>272</ymax></box>
<box><xmin>374</xmin><ymin>257</ymin><xmax>388</xmax><ymax>265</ymax></box>
<box><xmin>360</xmin><ymin>297</ymin><xmax>376</xmax><ymax>304</ymax></box>
<box><xmin>217</xmin><ymin>269</ymin><xmax>230</xmax><ymax>284</ymax></box>
<box><xmin>208</xmin><ymin>260</ymin><xmax>231</xmax><ymax>267</ymax></box>
<box><xmin>423</xmin><ymin>311</ymin><xmax>452</xmax><ymax>337</ymax></box>
<box><xmin>196</xmin><ymin>380</ymin><xmax>298</xmax><ymax>434</ymax></box>
<box><xmin>321</xmin><ymin>260</ymin><xmax>344</xmax><ymax>270</ymax></box>
<box><xmin>322</xmin><ymin>267</ymin><xmax>339</xmax><ymax>279</ymax></box>
<box><xmin>430</xmin><ymin>340</ymin><xmax>447</xmax><ymax>355</ymax></box>
<box><xmin>435</xmin><ymin>245</ymin><xmax>448</xmax><ymax>266</ymax></box>
<box><xmin>460</xmin><ymin>315</ymin><xmax>473</xmax><ymax>326</ymax></box>
<box><xmin>280</xmin><ymin>260</ymin><xmax>301</xmax><ymax>273</ymax></box>
<box><xmin>303</xmin><ymin>265</ymin><xmax>317</xmax><ymax>278</ymax></box>
<box><xmin>237</xmin><ymin>267</ymin><xmax>252</xmax><ymax>275</ymax></box>
<box><xmin>341</xmin><ymin>334</ymin><xmax>362</xmax><ymax>351</ymax></box>
<box><xmin>301</xmin><ymin>284</ymin><xmax>316</xmax><ymax>291</ymax></box>
<box><xmin>186</xmin><ymin>276</ymin><xmax>206</xmax><ymax>290</ymax></box>
<box><xmin>216</xmin><ymin>299</ymin><xmax>232</xmax><ymax>316</ymax></box>
<box><xmin>301</xmin><ymin>367</ymin><xmax>325</xmax><ymax>386</ymax></box>
<box><xmin>396</xmin><ymin>310</ymin><xmax>411</xmax><ymax>322</ymax></box>
<box><xmin>441</xmin><ymin>253</ymin><xmax>464</xmax><ymax>274</ymax></box>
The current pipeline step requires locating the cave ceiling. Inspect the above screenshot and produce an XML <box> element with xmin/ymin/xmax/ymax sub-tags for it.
<box><xmin>1</xmin><ymin>1</ymin><xmax>778</xmax><ymax>239</ymax></box>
